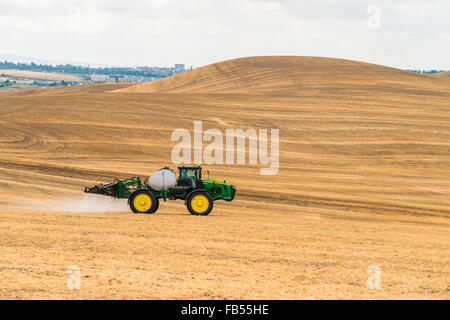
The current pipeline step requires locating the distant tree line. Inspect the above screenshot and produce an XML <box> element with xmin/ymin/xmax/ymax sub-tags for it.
<box><xmin>0</xmin><ymin>79</ymin><xmax>13</xmax><ymax>87</ymax></box>
<box><xmin>407</xmin><ymin>69</ymin><xmax>445</xmax><ymax>74</ymax></box>
<box><xmin>0</xmin><ymin>60</ymin><xmax>172</xmax><ymax>78</ymax></box>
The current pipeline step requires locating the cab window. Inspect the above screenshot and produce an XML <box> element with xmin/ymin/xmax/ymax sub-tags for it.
<box><xmin>180</xmin><ymin>168</ymin><xmax>197</xmax><ymax>187</ymax></box>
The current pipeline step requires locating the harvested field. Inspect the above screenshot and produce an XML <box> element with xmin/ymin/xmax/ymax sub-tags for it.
<box><xmin>0</xmin><ymin>69</ymin><xmax>84</xmax><ymax>82</ymax></box>
<box><xmin>0</xmin><ymin>56</ymin><xmax>449</xmax><ymax>299</ymax></box>
<box><xmin>436</xmin><ymin>71</ymin><xmax>450</xmax><ymax>77</ymax></box>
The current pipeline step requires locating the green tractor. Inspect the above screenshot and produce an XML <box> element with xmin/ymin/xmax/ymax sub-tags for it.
<box><xmin>84</xmin><ymin>166</ymin><xmax>236</xmax><ymax>215</ymax></box>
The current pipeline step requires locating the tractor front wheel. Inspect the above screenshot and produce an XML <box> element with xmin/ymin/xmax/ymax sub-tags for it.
<box><xmin>130</xmin><ymin>190</ymin><xmax>158</xmax><ymax>214</ymax></box>
<box><xmin>186</xmin><ymin>192</ymin><xmax>214</xmax><ymax>216</ymax></box>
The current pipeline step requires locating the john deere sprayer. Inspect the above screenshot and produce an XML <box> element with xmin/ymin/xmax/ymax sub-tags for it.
<box><xmin>84</xmin><ymin>166</ymin><xmax>236</xmax><ymax>215</ymax></box>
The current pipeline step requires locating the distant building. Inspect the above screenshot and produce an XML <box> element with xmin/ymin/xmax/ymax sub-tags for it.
<box><xmin>15</xmin><ymin>79</ymin><xmax>34</xmax><ymax>85</ymax></box>
<box><xmin>175</xmin><ymin>64</ymin><xmax>185</xmax><ymax>72</ymax></box>
<box><xmin>106</xmin><ymin>77</ymin><xmax>116</xmax><ymax>83</ymax></box>
<box><xmin>91</xmin><ymin>74</ymin><xmax>109</xmax><ymax>82</ymax></box>
<box><xmin>117</xmin><ymin>77</ymin><xmax>131</xmax><ymax>83</ymax></box>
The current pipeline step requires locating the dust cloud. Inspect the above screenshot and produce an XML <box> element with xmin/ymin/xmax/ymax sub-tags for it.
<box><xmin>10</xmin><ymin>194</ymin><xmax>128</xmax><ymax>213</ymax></box>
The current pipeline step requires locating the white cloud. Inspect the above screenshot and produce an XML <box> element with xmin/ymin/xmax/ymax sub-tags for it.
<box><xmin>0</xmin><ymin>0</ymin><xmax>448</xmax><ymax>69</ymax></box>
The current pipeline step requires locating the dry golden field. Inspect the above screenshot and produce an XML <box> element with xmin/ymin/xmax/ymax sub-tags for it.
<box><xmin>0</xmin><ymin>56</ymin><xmax>449</xmax><ymax>299</ymax></box>
<box><xmin>436</xmin><ymin>71</ymin><xmax>450</xmax><ymax>77</ymax></box>
<box><xmin>0</xmin><ymin>69</ymin><xmax>84</xmax><ymax>82</ymax></box>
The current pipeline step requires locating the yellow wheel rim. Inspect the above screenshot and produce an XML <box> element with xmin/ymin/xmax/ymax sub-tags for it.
<box><xmin>133</xmin><ymin>193</ymin><xmax>152</xmax><ymax>212</ymax></box>
<box><xmin>191</xmin><ymin>194</ymin><xmax>209</xmax><ymax>213</ymax></box>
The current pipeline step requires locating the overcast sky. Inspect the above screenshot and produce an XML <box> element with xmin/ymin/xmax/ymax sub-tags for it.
<box><xmin>1</xmin><ymin>0</ymin><xmax>449</xmax><ymax>69</ymax></box>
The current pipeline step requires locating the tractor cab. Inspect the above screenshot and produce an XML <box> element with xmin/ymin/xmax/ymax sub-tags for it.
<box><xmin>177</xmin><ymin>166</ymin><xmax>202</xmax><ymax>188</ymax></box>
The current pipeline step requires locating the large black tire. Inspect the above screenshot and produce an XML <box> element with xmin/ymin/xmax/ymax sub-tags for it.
<box><xmin>153</xmin><ymin>197</ymin><xmax>160</xmax><ymax>213</ymax></box>
<box><xmin>186</xmin><ymin>192</ymin><xmax>214</xmax><ymax>216</ymax></box>
<box><xmin>129</xmin><ymin>189</ymin><xmax>158</xmax><ymax>214</ymax></box>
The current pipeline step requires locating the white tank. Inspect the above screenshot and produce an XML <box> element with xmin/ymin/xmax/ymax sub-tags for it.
<box><xmin>147</xmin><ymin>168</ymin><xmax>177</xmax><ymax>191</ymax></box>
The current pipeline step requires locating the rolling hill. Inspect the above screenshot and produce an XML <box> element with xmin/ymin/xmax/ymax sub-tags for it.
<box><xmin>0</xmin><ymin>56</ymin><xmax>449</xmax><ymax>299</ymax></box>
<box><xmin>436</xmin><ymin>70</ymin><xmax>450</xmax><ymax>77</ymax></box>
<box><xmin>116</xmin><ymin>56</ymin><xmax>450</xmax><ymax>93</ymax></box>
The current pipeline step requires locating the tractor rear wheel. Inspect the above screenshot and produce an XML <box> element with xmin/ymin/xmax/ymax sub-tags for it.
<box><xmin>153</xmin><ymin>197</ymin><xmax>160</xmax><ymax>213</ymax></box>
<box><xmin>186</xmin><ymin>192</ymin><xmax>213</xmax><ymax>216</ymax></box>
<box><xmin>130</xmin><ymin>190</ymin><xmax>158</xmax><ymax>214</ymax></box>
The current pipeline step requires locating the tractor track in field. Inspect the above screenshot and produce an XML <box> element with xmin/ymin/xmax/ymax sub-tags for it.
<box><xmin>0</xmin><ymin>158</ymin><xmax>139</xmax><ymax>182</ymax></box>
<box><xmin>239</xmin><ymin>190</ymin><xmax>450</xmax><ymax>220</ymax></box>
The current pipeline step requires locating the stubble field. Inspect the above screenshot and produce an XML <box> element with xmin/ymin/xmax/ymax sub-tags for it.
<box><xmin>0</xmin><ymin>56</ymin><xmax>449</xmax><ymax>299</ymax></box>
